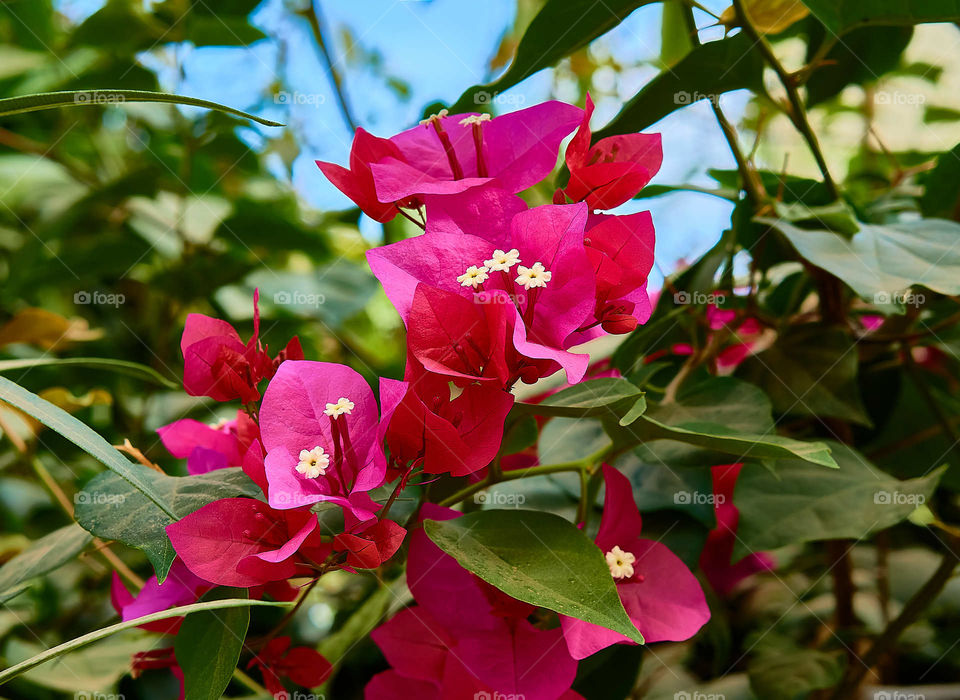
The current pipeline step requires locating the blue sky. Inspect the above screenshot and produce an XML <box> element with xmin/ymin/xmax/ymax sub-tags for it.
<box><xmin>58</xmin><ymin>0</ymin><xmax>745</xmax><ymax>286</ymax></box>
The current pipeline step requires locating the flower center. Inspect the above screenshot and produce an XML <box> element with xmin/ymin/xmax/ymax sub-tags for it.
<box><xmin>457</xmin><ymin>265</ymin><xmax>490</xmax><ymax>288</ymax></box>
<box><xmin>459</xmin><ymin>113</ymin><xmax>491</xmax><ymax>177</ymax></box>
<box><xmin>605</xmin><ymin>545</ymin><xmax>636</xmax><ymax>580</ymax></box>
<box><xmin>324</xmin><ymin>396</ymin><xmax>355</xmax><ymax>418</ymax></box>
<box><xmin>515</xmin><ymin>262</ymin><xmax>552</xmax><ymax>290</ymax></box>
<box><xmin>484</xmin><ymin>248</ymin><xmax>520</xmax><ymax>272</ymax></box>
<box><xmin>296</xmin><ymin>446</ymin><xmax>330</xmax><ymax>478</ymax></box>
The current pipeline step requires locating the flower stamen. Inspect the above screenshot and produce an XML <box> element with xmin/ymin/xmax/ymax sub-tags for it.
<box><xmin>515</xmin><ymin>262</ymin><xmax>551</xmax><ymax>290</ymax></box>
<box><xmin>324</xmin><ymin>397</ymin><xmax>355</xmax><ymax>418</ymax></box>
<box><xmin>484</xmin><ymin>248</ymin><xmax>520</xmax><ymax>272</ymax></box>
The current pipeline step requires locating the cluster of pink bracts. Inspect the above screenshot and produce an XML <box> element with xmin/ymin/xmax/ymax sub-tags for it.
<box><xmin>115</xmin><ymin>98</ymin><xmax>773</xmax><ymax>698</ymax></box>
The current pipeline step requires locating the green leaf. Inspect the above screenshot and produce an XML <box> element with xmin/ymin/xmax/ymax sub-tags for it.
<box><xmin>5</xmin><ymin>632</ymin><xmax>147</xmax><ymax>694</ymax></box>
<box><xmin>451</xmin><ymin>0</ymin><xmax>659</xmax><ymax>112</ymax></box>
<box><xmin>175</xmin><ymin>589</ymin><xmax>251</xmax><ymax>700</ymax></box>
<box><xmin>593</xmin><ymin>33</ymin><xmax>764</xmax><ymax>138</ymax></box>
<box><xmin>74</xmin><ymin>467</ymin><xmax>261</xmax><ymax>581</ymax></box>
<box><xmin>805</xmin><ymin>26</ymin><xmax>913</xmax><ymax>107</ymax></box>
<box><xmin>737</xmin><ymin>325</ymin><xmax>872</xmax><ymax>426</ymax></box>
<box><xmin>616</xmin><ymin>451</ymin><xmax>717</xmax><ymax>527</ymax></box>
<box><xmin>516</xmin><ymin>377</ymin><xmax>644</xmax><ymax>419</ymax></box>
<box><xmin>0</xmin><ymin>598</ymin><xmax>287</xmax><ymax>687</ymax></box>
<box><xmin>763</xmin><ymin>217</ymin><xmax>960</xmax><ymax>304</ymax></box>
<box><xmin>800</xmin><ymin>0</ymin><xmax>960</xmax><ymax>34</ymax></box>
<box><xmin>920</xmin><ymin>142</ymin><xmax>960</xmax><ymax>219</ymax></box>
<box><xmin>0</xmin><ymin>375</ymin><xmax>176</xmax><ymax>518</ymax></box>
<box><xmin>424</xmin><ymin>510</ymin><xmax>643</xmax><ymax>644</ymax></box>
<box><xmin>0</xmin><ymin>90</ymin><xmax>282</xmax><ymax>126</ymax></box>
<box><xmin>632</xmin><ymin>378</ymin><xmax>838</xmax><ymax>468</ymax></box>
<box><xmin>733</xmin><ymin>443</ymin><xmax>945</xmax><ymax>559</ymax></box>
<box><xmin>0</xmin><ymin>357</ymin><xmax>178</xmax><ymax>388</ymax></box>
<box><xmin>0</xmin><ymin>524</ymin><xmax>91</xmax><ymax>602</ymax></box>
<box><xmin>749</xmin><ymin>648</ymin><xmax>845</xmax><ymax>700</ymax></box>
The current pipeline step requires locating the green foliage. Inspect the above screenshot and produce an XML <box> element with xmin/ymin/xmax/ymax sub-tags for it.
<box><xmin>75</xmin><ymin>467</ymin><xmax>261</xmax><ymax>581</ymax></box>
<box><xmin>425</xmin><ymin>510</ymin><xmax>644</xmax><ymax>643</ymax></box>
<box><xmin>175</xmin><ymin>589</ymin><xmax>251</xmax><ymax>700</ymax></box>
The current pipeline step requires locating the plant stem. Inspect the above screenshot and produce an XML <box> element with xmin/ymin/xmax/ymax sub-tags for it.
<box><xmin>830</xmin><ymin>536</ymin><xmax>960</xmax><ymax>699</ymax></box>
<box><xmin>299</xmin><ymin>1</ymin><xmax>357</xmax><ymax>132</ymax></box>
<box><xmin>732</xmin><ymin>0</ymin><xmax>839</xmax><ymax>200</ymax></box>
<box><xmin>679</xmin><ymin>4</ymin><xmax>766</xmax><ymax>208</ymax></box>
<box><xmin>438</xmin><ymin>447</ymin><xmax>611</xmax><ymax>508</ymax></box>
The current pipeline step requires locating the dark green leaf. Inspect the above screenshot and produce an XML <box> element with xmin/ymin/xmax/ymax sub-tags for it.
<box><xmin>74</xmin><ymin>468</ymin><xmax>261</xmax><ymax>581</ymax></box>
<box><xmin>594</xmin><ymin>33</ymin><xmax>764</xmax><ymax>138</ymax></box>
<box><xmin>0</xmin><ymin>524</ymin><xmax>92</xmax><ymax>602</ymax></box>
<box><xmin>175</xmin><ymin>590</ymin><xmax>250</xmax><ymax>700</ymax></box>
<box><xmin>627</xmin><ymin>378</ymin><xmax>838</xmax><ymax>468</ymax></box>
<box><xmin>733</xmin><ymin>443</ymin><xmax>945</xmax><ymax>558</ymax></box>
<box><xmin>0</xmin><ymin>375</ymin><xmax>176</xmax><ymax>518</ymax></box>
<box><xmin>451</xmin><ymin>0</ymin><xmax>659</xmax><ymax>112</ymax></box>
<box><xmin>805</xmin><ymin>26</ymin><xmax>913</xmax><ymax>107</ymax></box>
<box><xmin>424</xmin><ymin>510</ymin><xmax>643</xmax><ymax>643</ymax></box>
<box><xmin>800</xmin><ymin>0</ymin><xmax>960</xmax><ymax>34</ymax></box>
<box><xmin>0</xmin><ymin>90</ymin><xmax>282</xmax><ymax>126</ymax></box>
<box><xmin>516</xmin><ymin>377</ymin><xmax>644</xmax><ymax>419</ymax></box>
<box><xmin>749</xmin><ymin>648</ymin><xmax>845</xmax><ymax>700</ymax></box>
<box><xmin>737</xmin><ymin>325</ymin><xmax>872</xmax><ymax>426</ymax></box>
<box><xmin>920</xmin><ymin>142</ymin><xmax>960</xmax><ymax>220</ymax></box>
<box><xmin>0</xmin><ymin>357</ymin><xmax>178</xmax><ymax>388</ymax></box>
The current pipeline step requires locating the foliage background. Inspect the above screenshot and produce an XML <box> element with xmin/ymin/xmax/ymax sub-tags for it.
<box><xmin>2</xmin><ymin>0</ymin><xmax>960</xmax><ymax>698</ymax></box>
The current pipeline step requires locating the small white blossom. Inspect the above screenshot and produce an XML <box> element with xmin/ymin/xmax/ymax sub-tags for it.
<box><xmin>515</xmin><ymin>261</ymin><xmax>552</xmax><ymax>290</ymax></box>
<box><xmin>605</xmin><ymin>546</ymin><xmax>636</xmax><ymax>580</ymax></box>
<box><xmin>457</xmin><ymin>265</ymin><xmax>490</xmax><ymax>288</ymax></box>
<box><xmin>324</xmin><ymin>397</ymin><xmax>355</xmax><ymax>418</ymax></box>
<box><xmin>484</xmin><ymin>248</ymin><xmax>521</xmax><ymax>272</ymax></box>
<box><xmin>296</xmin><ymin>446</ymin><xmax>329</xmax><ymax>478</ymax></box>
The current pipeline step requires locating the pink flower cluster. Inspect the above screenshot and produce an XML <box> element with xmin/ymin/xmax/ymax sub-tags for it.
<box><xmin>118</xmin><ymin>98</ymin><xmax>772</xmax><ymax>697</ymax></box>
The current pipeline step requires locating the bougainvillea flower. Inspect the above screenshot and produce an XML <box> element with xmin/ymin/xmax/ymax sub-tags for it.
<box><xmin>181</xmin><ymin>290</ymin><xmax>304</xmax><ymax>404</ymax></box>
<box><xmin>316</xmin><ymin>128</ymin><xmax>408</xmax><ymax>223</ymax></box>
<box><xmin>110</xmin><ymin>558</ymin><xmax>212</xmax><ymax>635</ymax></box>
<box><xmin>365</xmin><ymin>101</ymin><xmax>582</xmax><ymax>203</ymax></box>
<box><xmin>385</xmin><ymin>359</ymin><xmax>514</xmax><ymax>476</ymax></box>
<box><xmin>131</xmin><ymin>647</ymin><xmax>184</xmax><ymax>699</ymax></box>
<box><xmin>248</xmin><ymin>636</ymin><xmax>333</xmax><ymax>695</ymax></box>
<box><xmin>559</xmin><ymin>93</ymin><xmax>662</xmax><ymax>210</ymax></box>
<box><xmin>157</xmin><ymin>409</ymin><xmax>258</xmax><ymax>474</ymax></box>
<box><xmin>166</xmin><ymin>498</ymin><xmax>330</xmax><ymax>587</ymax></box>
<box><xmin>366</xmin><ymin>505</ymin><xmax>581</xmax><ymax>700</ymax></box>
<box><xmin>569</xmin><ymin>211</ymin><xmax>656</xmax><ymax>343</ymax></box>
<box><xmin>334</xmin><ymin>518</ymin><xmax>406</xmax><ymax>570</ymax></box>
<box><xmin>560</xmin><ymin>465</ymin><xmax>710</xmax><ymax>659</ymax></box>
<box><xmin>700</xmin><ymin>464</ymin><xmax>775</xmax><ymax>596</ymax></box>
<box><xmin>368</xmin><ymin>198</ymin><xmax>595</xmax><ymax>383</ymax></box>
<box><xmin>258</xmin><ymin>361</ymin><xmax>406</xmax><ymax>519</ymax></box>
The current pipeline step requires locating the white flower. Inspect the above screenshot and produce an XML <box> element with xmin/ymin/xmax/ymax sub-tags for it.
<box><xmin>419</xmin><ymin>109</ymin><xmax>449</xmax><ymax>125</ymax></box>
<box><xmin>515</xmin><ymin>261</ymin><xmax>552</xmax><ymax>290</ymax></box>
<box><xmin>459</xmin><ymin>113</ymin><xmax>491</xmax><ymax>126</ymax></box>
<box><xmin>605</xmin><ymin>545</ymin><xmax>636</xmax><ymax>580</ymax></box>
<box><xmin>457</xmin><ymin>265</ymin><xmax>490</xmax><ymax>288</ymax></box>
<box><xmin>296</xmin><ymin>446</ymin><xmax>329</xmax><ymax>478</ymax></box>
<box><xmin>484</xmin><ymin>248</ymin><xmax>520</xmax><ymax>272</ymax></box>
<box><xmin>324</xmin><ymin>397</ymin><xmax>355</xmax><ymax>418</ymax></box>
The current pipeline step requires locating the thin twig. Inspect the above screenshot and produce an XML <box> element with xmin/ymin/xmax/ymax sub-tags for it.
<box><xmin>298</xmin><ymin>1</ymin><xmax>358</xmax><ymax>132</ymax></box>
